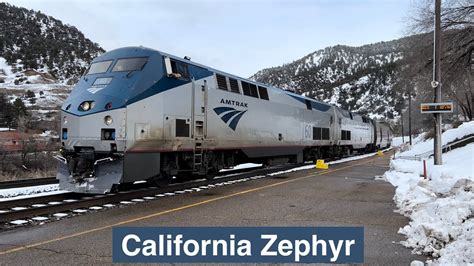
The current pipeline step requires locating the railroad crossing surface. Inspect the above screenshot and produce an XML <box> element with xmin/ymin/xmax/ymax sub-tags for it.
<box><xmin>0</xmin><ymin>153</ymin><xmax>425</xmax><ymax>264</ymax></box>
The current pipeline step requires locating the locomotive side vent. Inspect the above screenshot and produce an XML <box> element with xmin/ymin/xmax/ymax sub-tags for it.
<box><xmin>313</xmin><ymin>127</ymin><xmax>330</xmax><ymax>140</ymax></box>
<box><xmin>229</xmin><ymin>78</ymin><xmax>240</xmax><ymax>93</ymax></box>
<box><xmin>216</xmin><ymin>74</ymin><xmax>228</xmax><ymax>91</ymax></box>
<box><xmin>176</xmin><ymin>119</ymin><xmax>190</xmax><ymax>137</ymax></box>
<box><xmin>341</xmin><ymin>130</ymin><xmax>351</xmax><ymax>140</ymax></box>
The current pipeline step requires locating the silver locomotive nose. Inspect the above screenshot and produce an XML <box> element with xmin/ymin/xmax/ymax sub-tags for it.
<box><xmin>58</xmin><ymin>108</ymin><xmax>127</xmax><ymax>194</ymax></box>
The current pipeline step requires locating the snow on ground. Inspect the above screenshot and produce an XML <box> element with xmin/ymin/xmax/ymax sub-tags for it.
<box><xmin>0</xmin><ymin>57</ymin><xmax>14</xmax><ymax>83</ymax></box>
<box><xmin>392</xmin><ymin>134</ymin><xmax>427</xmax><ymax>150</ymax></box>
<box><xmin>392</xmin><ymin>136</ymin><xmax>406</xmax><ymax>147</ymax></box>
<box><xmin>383</xmin><ymin>122</ymin><xmax>474</xmax><ymax>265</ymax></box>
<box><xmin>1</xmin><ymin>82</ymin><xmax>70</xmax><ymax>123</ymax></box>
<box><xmin>268</xmin><ymin>148</ymin><xmax>390</xmax><ymax>176</ymax></box>
<box><xmin>400</xmin><ymin>122</ymin><xmax>474</xmax><ymax>157</ymax></box>
<box><xmin>0</xmin><ymin>149</ymin><xmax>391</xmax><ymax>202</ymax></box>
<box><xmin>220</xmin><ymin>163</ymin><xmax>262</xmax><ymax>172</ymax></box>
<box><xmin>0</xmin><ymin>184</ymin><xmax>67</xmax><ymax>202</ymax></box>
<box><xmin>5</xmin><ymin>83</ymin><xmax>70</xmax><ymax>107</ymax></box>
<box><xmin>35</xmin><ymin>130</ymin><xmax>59</xmax><ymax>138</ymax></box>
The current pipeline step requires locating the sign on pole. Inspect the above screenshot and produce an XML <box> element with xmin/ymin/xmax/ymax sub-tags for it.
<box><xmin>420</xmin><ymin>102</ymin><xmax>453</xmax><ymax>114</ymax></box>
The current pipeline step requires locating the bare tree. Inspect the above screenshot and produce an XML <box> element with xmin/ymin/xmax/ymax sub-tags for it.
<box><xmin>408</xmin><ymin>0</ymin><xmax>473</xmax><ymax>32</ymax></box>
<box><xmin>405</xmin><ymin>0</ymin><xmax>473</xmax><ymax>121</ymax></box>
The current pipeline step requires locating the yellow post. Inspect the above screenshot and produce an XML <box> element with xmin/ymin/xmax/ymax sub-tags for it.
<box><xmin>315</xmin><ymin>159</ymin><xmax>329</xmax><ymax>169</ymax></box>
<box><xmin>377</xmin><ymin>150</ymin><xmax>383</xmax><ymax>156</ymax></box>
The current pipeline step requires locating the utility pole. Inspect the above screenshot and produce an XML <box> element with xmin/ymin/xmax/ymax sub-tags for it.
<box><xmin>401</xmin><ymin>110</ymin><xmax>405</xmax><ymax>143</ymax></box>
<box><xmin>408</xmin><ymin>87</ymin><xmax>413</xmax><ymax>145</ymax></box>
<box><xmin>433</xmin><ymin>0</ymin><xmax>443</xmax><ymax>165</ymax></box>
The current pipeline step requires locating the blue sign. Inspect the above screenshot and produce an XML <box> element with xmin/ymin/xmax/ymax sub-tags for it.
<box><xmin>112</xmin><ymin>227</ymin><xmax>364</xmax><ymax>263</ymax></box>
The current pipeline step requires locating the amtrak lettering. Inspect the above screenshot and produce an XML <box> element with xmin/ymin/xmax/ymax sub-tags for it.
<box><xmin>220</xmin><ymin>98</ymin><xmax>248</xmax><ymax>108</ymax></box>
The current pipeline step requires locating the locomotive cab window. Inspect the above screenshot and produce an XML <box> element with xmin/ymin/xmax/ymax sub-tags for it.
<box><xmin>86</xmin><ymin>60</ymin><xmax>113</xmax><ymax>75</ymax></box>
<box><xmin>112</xmin><ymin>57</ymin><xmax>148</xmax><ymax>72</ymax></box>
<box><xmin>305</xmin><ymin>99</ymin><xmax>312</xmax><ymax>110</ymax></box>
<box><xmin>164</xmin><ymin>57</ymin><xmax>189</xmax><ymax>80</ymax></box>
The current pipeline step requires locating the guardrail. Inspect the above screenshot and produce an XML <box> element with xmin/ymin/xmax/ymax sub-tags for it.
<box><xmin>395</xmin><ymin>134</ymin><xmax>474</xmax><ymax>161</ymax></box>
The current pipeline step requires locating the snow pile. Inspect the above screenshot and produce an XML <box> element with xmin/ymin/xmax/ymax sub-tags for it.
<box><xmin>384</xmin><ymin>122</ymin><xmax>474</xmax><ymax>265</ymax></box>
<box><xmin>400</xmin><ymin>122</ymin><xmax>474</xmax><ymax>157</ymax></box>
<box><xmin>0</xmin><ymin>184</ymin><xmax>65</xmax><ymax>202</ymax></box>
<box><xmin>391</xmin><ymin>136</ymin><xmax>405</xmax><ymax>147</ymax></box>
<box><xmin>392</xmin><ymin>134</ymin><xmax>428</xmax><ymax>152</ymax></box>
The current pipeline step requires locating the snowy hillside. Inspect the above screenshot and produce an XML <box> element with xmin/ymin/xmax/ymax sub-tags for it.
<box><xmin>0</xmin><ymin>2</ymin><xmax>104</xmax><ymax>126</ymax></box>
<box><xmin>384</xmin><ymin>122</ymin><xmax>474</xmax><ymax>265</ymax></box>
<box><xmin>0</xmin><ymin>2</ymin><xmax>104</xmax><ymax>85</ymax></box>
<box><xmin>251</xmin><ymin>35</ymin><xmax>423</xmax><ymax>119</ymax></box>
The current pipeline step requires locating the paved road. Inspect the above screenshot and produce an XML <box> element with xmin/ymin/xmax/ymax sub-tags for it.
<box><xmin>0</xmin><ymin>153</ymin><xmax>424</xmax><ymax>265</ymax></box>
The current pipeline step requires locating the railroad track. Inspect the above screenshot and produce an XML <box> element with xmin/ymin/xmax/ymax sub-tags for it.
<box><xmin>0</xmin><ymin>164</ymin><xmax>290</xmax><ymax>229</ymax></box>
<box><xmin>0</xmin><ymin>177</ymin><xmax>58</xmax><ymax>190</ymax></box>
<box><xmin>0</xmin><ymin>150</ymin><xmax>389</xmax><ymax>230</ymax></box>
<box><xmin>0</xmin><ymin>164</ymin><xmax>262</xmax><ymax>191</ymax></box>
<box><xmin>0</xmin><ymin>165</ymin><xmax>264</xmax><ymax>213</ymax></box>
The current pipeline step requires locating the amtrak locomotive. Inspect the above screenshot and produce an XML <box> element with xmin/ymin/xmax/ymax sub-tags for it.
<box><xmin>56</xmin><ymin>46</ymin><xmax>392</xmax><ymax>193</ymax></box>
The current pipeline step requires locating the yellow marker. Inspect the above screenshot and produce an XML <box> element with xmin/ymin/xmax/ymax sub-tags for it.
<box><xmin>315</xmin><ymin>159</ymin><xmax>329</xmax><ymax>169</ymax></box>
<box><xmin>377</xmin><ymin>150</ymin><xmax>383</xmax><ymax>156</ymax></box>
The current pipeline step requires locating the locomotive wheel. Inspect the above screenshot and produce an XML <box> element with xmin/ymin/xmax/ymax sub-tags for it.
<box><xmin>205</xmin><ymin>166</ymin><xmax>218</xmax><ymax>180</ymax></box>
<box><xmin>149</xmin><ymin>172</ymin><xmax>171</xmax><ymax>187</ymax></box>
<box><xmin>205</xmin><ymin>173</ymin><xmax>216</xmax><ymax>180</ymax></box>
<box><xmin>110</xmin><ymin>184</ymin><xmax>120</xmax><ymax>193</ymax></box>
<box><xmin>117</xmin><ymin>182</ymin><xmax>134</xmax><ymax>191</ymax></box>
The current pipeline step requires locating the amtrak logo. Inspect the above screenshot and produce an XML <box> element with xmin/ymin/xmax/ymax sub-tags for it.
<box><xmin>87</xmin><ymin>86</ymin><xmax>105</xmax><ymax>94</ymax></box>
<box><xmin>213</xmin><ymin>107</ymin><xmax>247</xmax><ymax>131</ymax></box>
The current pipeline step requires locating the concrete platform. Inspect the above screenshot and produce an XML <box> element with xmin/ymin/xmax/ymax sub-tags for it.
<box><xmin>0</xmin><ymin>153</ymin><xmax>425</xmax><ymax>264</ymax></box>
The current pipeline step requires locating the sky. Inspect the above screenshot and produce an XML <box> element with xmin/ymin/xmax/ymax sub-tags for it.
<box><xmin>5</xmin><ymin>0</ymin><xmax>413</xmax><ymax>78</ymax></box>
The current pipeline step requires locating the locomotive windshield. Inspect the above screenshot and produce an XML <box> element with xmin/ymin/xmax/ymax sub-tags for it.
<box><xmin>86</xmin><ymin>60</ymin><xmax>113</xmax><ymax>75</ymax></box>
<box><xmin>112</xmin><ymin>57</ymin><xmax>148</xmax><ymax>72</ymax></box>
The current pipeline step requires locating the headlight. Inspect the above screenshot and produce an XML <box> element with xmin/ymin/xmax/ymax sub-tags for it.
<box><xmin>104</xmin><ymin>115</ymin><xmax>113</xmax><ymax>125</ymax></box>
<box><xmin>81</xmin><ymin>101</ymin><xmax>90</xmax><ymax>111</ymax></box>
<box><xmin>79</xmin><ymin>101</ymin><xmax>95</xmax><ymax>111</ymax></box>
<box><xmin>63</xmin><ymin>116</ymin><xmax>68</xmax><ymax>124</ymax></box>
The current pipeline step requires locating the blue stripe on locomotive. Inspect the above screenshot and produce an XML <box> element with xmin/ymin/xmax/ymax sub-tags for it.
<box><xmin>62</xmin><ymin>46</ymin><xmax>331</xmax><ymax>116</ymax></box>
<box><xmin>287</xmin><ymin>94</ymin><xmax>332</xmax><ymax>112</ymax></box>
<box><xmin>61</xmin><ymin>47</ymin><xmax>213</xmax><ymax>116</ymax></box>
